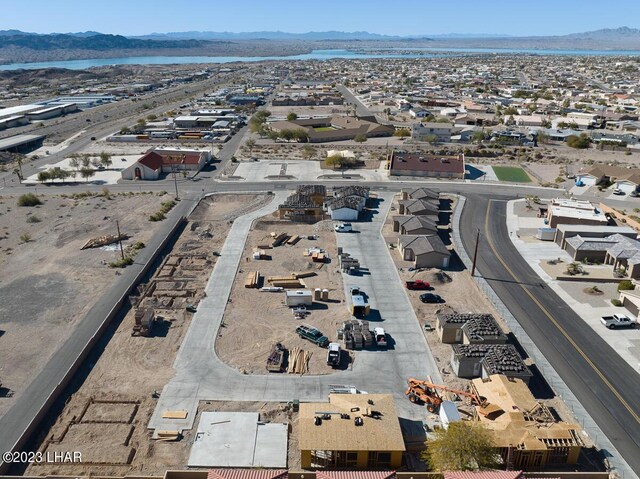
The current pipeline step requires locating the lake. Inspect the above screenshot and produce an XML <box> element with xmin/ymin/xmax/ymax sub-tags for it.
<box><xmin>1</xmin><ymin>47</ymin><xmax>639</xmax><ymax>70</ymax></box>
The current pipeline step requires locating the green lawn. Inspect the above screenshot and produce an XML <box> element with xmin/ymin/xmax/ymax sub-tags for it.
<box><xmin>492</xmin><ymin>166</ymin><xmax>531</xmax><ymax>183</ymax></box>
<box><xmin>313</xmin><ymin>126</ymin><xmax>335</xmax><ymax>131</ymax></box>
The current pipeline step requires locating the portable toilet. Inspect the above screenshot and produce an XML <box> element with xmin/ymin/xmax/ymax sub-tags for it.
<box><xmin>322</xmin><ymin>289</ymin><xmax>329</xmax><ymax>300</ymax></box>
<box><xmin>314</xmin><ymin>288</ymin><xmax>322</xmax><ymax>300</ymax></box>
<box><xmin>439</xmin><ymin>400</ymin><xmax>462</xmax><ymax>430</ymax></box>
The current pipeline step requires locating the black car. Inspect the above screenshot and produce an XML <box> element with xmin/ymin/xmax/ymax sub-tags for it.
<box><xmin>420</xmin><ymin>293</ymin><xmax>444</xmax><ymax>303</ymax></box>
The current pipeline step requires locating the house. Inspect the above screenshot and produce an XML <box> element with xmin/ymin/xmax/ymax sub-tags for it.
<box><xmin>389</xmin><ymin>152</ymin><xmax>465</xmax><ymax>180</ymax></box>
<box><xmin>397</xmin><ymin>235</ymin><xmax>450</xmax><ymax>269</ymax></box>
<box><xmin>402</xmin><ymin>187</ymin><xmax>440</xmax><ymax>201</ymax></box>
<box><xmin>409</xmin><ymin>108</ymin><xmax>430</xmax><ymax>118</ymax></box>
<box><xmin>444</xmin><ymin>471</ymin><xmax>525</xmax><ymax>479</ymax></box>
<box><xmin>397</xmin><ymin>198</ymin><xmax>440</xmax><ymax>216</ymax></box>
<box><xmin>554</xmin><ymin>224</ymin><xmax>637</xmax><ymax>249</ymax></box>
<box><xmin>461</xmin><ymin>315</ymin><xmax>509</xmax><ymax>345</ymax></box>
<box><xmin>472</xmin><ymin>375</ymin><xmax>583</xmax><ymax>468</ymax></box>
<box><xmin>121</xmin><ymin>148</ymin><xmax>211</xmax><ymax>180</ymax></box>
<box><xmin>546</xmin><ymin>199</ymin><xmax>608</xmax><ymax>229</ymax></box>
<box><xmin>297</xmin><ymin>184</ymin><xmax>327</xmax><ymax>205</ymax></box>
<box><xmin>278</xmin><ymin>185</ymin><xmax>327</xmax><ymax>222</ymax></box>
<box><xmin>411</xmin><ymin>122</ymin><xmax>453</xmax><ymax>142</ymax></box>
<box><xmin>436</xmin><ymin>312</ymin><xmax>497</xmax><ymax>344</ymax></box>
<box><xmin>299</xmin><ymin>394</ymin><xmax>405</xmax><ymax>469</ymax></box>
<box><xmin>392</xmin><ymin>215</ymin><xmax>439</xmax><ymax>235</ymax></box>
<box><xmin>451</xmin><ymin>344</ymin><xmax>532</xmax><ymax>384</ymax></box>
<box><xmin>325</xmin><ymin>197</ymin><xmax>361</xmax><ymax>221</ymax></box>
<box><xmin>577</xmin><ymin>164</ymin><xmax>640</xmax><ymax>193</ymax></box>
<box><xmin>332</xmin><ymin>185</ymin><xmax>370</xmax><ymax>209</ymax></box>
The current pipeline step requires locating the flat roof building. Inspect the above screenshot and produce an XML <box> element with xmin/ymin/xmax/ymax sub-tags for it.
<box><xmin>389</xmin><ymin>152</ymin><xmax>465</xmax><ymax>179</ymax></box>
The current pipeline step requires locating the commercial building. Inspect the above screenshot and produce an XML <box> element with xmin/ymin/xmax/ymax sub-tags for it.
<box><xmin>546</xmin><ymin>199</ymin><xmax>608</xmax><ymax>229</ymax></box>
<box><xmin>270</xmin><ymin>116</ymin><xmax>394</xmax><ymax>143</ymax></box>
<box><xmin>0</xmin><ymin>134</ymin><xmax>45</xmax><ymax>153</ymax></box>
<box><xmin>472</xmin><ymin>375</ymin><xmax>583</xmax><ymax>469</ymax></box>
<box><xmin>388</xmin><ymin>152</ymin><xmax>465</xmax><ymax>179</ymax></box>
<box><xmin>299</xmin><ymin>394</ymin><xmax>405</xmax><ymax>469</ymax></box>
<box><xmin>121</xmin><ymin>148</ymin><xmax>210</xmax><ymax>180</ymax></box>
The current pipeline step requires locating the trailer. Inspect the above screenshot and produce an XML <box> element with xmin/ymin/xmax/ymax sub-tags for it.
<box><xmin>285</xmin><ymin>290</ymin><xmax>313</xmax><ymax>307</ymax></box>
<box><xmin>349</xmin><ymin>287</ymin><xmax>370</xmax><ymax>317</ymax></box>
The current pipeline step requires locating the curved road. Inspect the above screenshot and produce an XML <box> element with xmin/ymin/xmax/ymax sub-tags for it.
<box><xmin>459</xmin><ymin>194</ymin><xmax>640</xmax><ymax>473</ymax></box>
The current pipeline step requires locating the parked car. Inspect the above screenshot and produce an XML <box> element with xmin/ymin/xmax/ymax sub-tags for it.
<box><xmin>326</xmin><ymin>342</ymin><xmax>341</xmax><ymax>367</ymax></box>
<box><xmin>600</xmin><ymin>313</ymin><xmax>636</xmax><ymax>329</ymax></box>
<box><xmin>631</xmin><ymin>190</ymin><xmax>639</xmax><ymax>198</ymax></box>
<box><xmin>296</xmin><ymin>325</ymin><xmax>329</xmax><ymax>347</ymax></box>
<box><xmin>420</xmin><ymin>293</ymin><xmax>444</xmax><ymax>304</ymax></box>
<box><xmin>406</xmin><ymin>280</ymin><xmax>432</xmax><ymax>290</ymax></box>
<box><xmin>334</xmin><ymin>223</ymin><xmax>353</xmax><ymax>233</ymax></box>
<box><xmin>613</xmin><ymin>188</ymin><xmax>625</xmax><ymax>195</ymax></box>
<box><xmin>374</xmin><ymin>327</ymin><xmax>387</xmax><ymax>347</ymax></box>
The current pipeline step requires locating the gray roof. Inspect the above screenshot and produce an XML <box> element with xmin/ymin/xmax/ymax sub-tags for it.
<box><xmin>565</xmin><ymin>235</ymin><xmax>619</xmax><ymax>251</ymax></box>
<box><xmin>461</xmin><ymin>315</ymin><xmax>507</xmax><ymax>342</ymax></box>
<box><xmin>334</xmin><ymin>185</ymin><xmax>370</xmax><ymax>198</ymax></box>
<box><xmin>326</xmin><ymin>196</ymin><xmax>361</xmax><ymax>211</ymax></box>
<box><xmin>399</xmin><ymin>198</ymin><xmax>440</xmax><ymax>215</ymax></box>
<box><xmin>394</xmin><ymin>215</ymin><xmax>439</xmax><ymax>234</ymax></box>
<box><xmin>406</xmin><ymin>187</ymin><xmax>440</xmax><ymax>201</ymax></box>
<box><xmin>0</xmin><ymin>134</ymin><xmax>45</xmax><ymax>151</ymax></box>
<box><xmin>399</xmin><ymin>234</ymin><xmax>450</xmax><ymax>257</ymax></box>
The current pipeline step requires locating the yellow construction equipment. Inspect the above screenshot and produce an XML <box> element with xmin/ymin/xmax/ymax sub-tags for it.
<box><xmin>405</xmin><ymin>378</ymin><xmax>486</xmax><ymax>413</ymax></box>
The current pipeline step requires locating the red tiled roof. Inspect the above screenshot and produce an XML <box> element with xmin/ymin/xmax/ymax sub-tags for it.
<box><xmin>137</xmin><ymin>151</ymin><xmax>164</xmax><ymax>171</ymax></box>
<box><xmin>444</xmin><ymin>471</ymin><xmax>523</xmax><ymax>479</ymax></box>
<box><xmin>207</xmin><ymin>469</ymin><xmax>287</xmax><ymax>479</ymax></box>
<box><xmin>316</xmin><ymin>472</ymin><xmax>396</xmax><ymax>479</ymax></box>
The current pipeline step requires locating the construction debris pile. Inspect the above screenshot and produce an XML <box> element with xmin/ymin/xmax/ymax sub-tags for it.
<box><xmin>132</xmin><ymin>308</ymin><xmax>156</xmax><ymax>337</ymax></box>
<box><xmin>338</xmin><ymin>247</ymin><xmax>360</xmax><ymax>274</ymax></box>
<box><xmin>81</xmin><ymin>233</ymin><xmax>129</xmax><ymax>250</ymax></box>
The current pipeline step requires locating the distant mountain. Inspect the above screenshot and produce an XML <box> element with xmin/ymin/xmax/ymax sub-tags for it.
<box><xmin>0</xmin><ymin>33</ymin><xmax>216</xmax><ymax>51</ymax></box>
<box><xmin>561</xmin><ymin>26</ymin><xmax>640</xmax><ymax>39</ymax></box>
<box><xmin>136</xmin><ymin>30</ymin><xmax>406</xmax><ymax>41</ymax></box>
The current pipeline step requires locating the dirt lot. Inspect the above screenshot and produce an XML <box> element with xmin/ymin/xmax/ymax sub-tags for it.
<box><xmin>0</xmin><ymin>190</ymin><xmax>171</xmax><ymax>416</ymax></box>
<box><xmin>216</xmin><ymin>218</ymin><xmax>351</xmax><ymax>375</ymax></box>
<box><xmin>25</xmin><ymin>194</ymin><xmax>270</xmax><ymax>477</ymax></box>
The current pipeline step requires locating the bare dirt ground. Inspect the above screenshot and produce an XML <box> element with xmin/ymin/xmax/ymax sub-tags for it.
<box><xmin>25</xmin><ymin>194</ymin><xmax>270</xmax><ymax>477</ymax></box>
<box><xmin>216</xmin><ymin>217</ymin><xmax>351</xmax><ymax>375</ymax></box>
<box><xmin>0</xmin><ymin>190</ymin><xmax>170</xmax><ymax>416</ymax></box>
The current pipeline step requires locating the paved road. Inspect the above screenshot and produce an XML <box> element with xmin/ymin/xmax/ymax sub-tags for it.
<box><xmin>0</xmin><ymin>196</ymin><xmax>198</xmax><ymax>471</ymax></box>
<box><xmin>336</xmin><ymin>85</ymin><xmax>375</xmax><ymax>119</ymax></box>
<box><xmin>459</xmin><ymin>194</ymin><xmax>640</xmax><ymax>474</ymax></box>
<box><xmin>149</xmin><ymin>191</ymin><xmax>441</xmax><ymax>433</ymax></box>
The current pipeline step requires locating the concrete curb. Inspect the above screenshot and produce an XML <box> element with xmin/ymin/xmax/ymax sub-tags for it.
<box><xmin>451</xmin><ymin>195</ymin><xmax>637</xmax><ymax>479</ymax></box>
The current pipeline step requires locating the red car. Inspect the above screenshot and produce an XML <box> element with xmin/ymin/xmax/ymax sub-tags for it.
<box><xmin>406</xmin><ymin>280</ymin><xmax>431</xmax><ymax>290</ymax></box>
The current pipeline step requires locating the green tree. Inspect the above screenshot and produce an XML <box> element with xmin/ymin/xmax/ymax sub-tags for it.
<box><xmin>245</xmin><ymin>138</ymin><xmax>257</xmax><ymax>155</ymax></box>
<box><xmin>471</xmin><ymin>131</ymin><xmax>485</xmax><ymax>143</ymax></box>
<box><xmin>302</xmin><ymin>145</ymin><xmax>316</xmax><ymax>159</ymax></box>
<box><xmin>37</xmin><ymin>171</ymin><xmax>51</xmax><ymax>184</ymax></box>
<box><xmin>354</xmin><ymin>133</ymin><xmax>367</xmax><ymax>143</ymax></box>
<box><xmin>286</xmin><ymin>111</ymin><xmax>298</xmax><ymax>121</ymax></box>
<box><xmin>80</xmin><ymin>167</ymin><xmax>95</xmax><ymax>183</ymax></box>
<box><xmin>99</xmin><ymin>151</ymin><xmax>113</xmax><ymax>168</ymax></box>
<box><xmin>324</xmin><ymin>154</ymin><xmax>344</xmax><ymax>170</ymax></box>
<box><xmin>422</xmin><ymin>421</ymin><xmax>498</xmax><ymax>471</ymax></box>
<box><xmin>567</xmin><ymin>133</ymin><xmax>591</xmax><ymax>149</ymax></box>
<box><xmin>393</xmin><ymin>128</ymin><xmax>411</xmax><ymax>138</ymax></box>
<box><xmin>292</xmin><ymin>129</ymin><xmax>309</xmax><ymax>143</ymax></box>
<box><xmin>81</xmin><ymin>154</ymin><xmax>91</xmax><ymax>168</ymax></box>
<box><xmin>69</xmin><ymin>156</ymin><xmax>80</xmax><ymax>171</ymax></box>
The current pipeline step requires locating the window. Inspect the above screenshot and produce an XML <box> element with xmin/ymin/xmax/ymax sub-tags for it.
<box><xmin>369</xmin><ymin>451</ymin><xmax>392</xmax><ymax>467</ymax></box>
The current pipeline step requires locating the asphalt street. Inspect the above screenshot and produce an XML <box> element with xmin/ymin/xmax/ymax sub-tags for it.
<box><xmin>459</xmin><ymin>194</ymin><xmax>640</xmax><ymax>474</ymax></box>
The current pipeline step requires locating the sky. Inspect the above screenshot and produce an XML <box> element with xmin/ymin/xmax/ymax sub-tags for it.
<box><xmin>1</xmin><ymin>0</ymin><xmax>640</xmax><ymax>37</ymax></box>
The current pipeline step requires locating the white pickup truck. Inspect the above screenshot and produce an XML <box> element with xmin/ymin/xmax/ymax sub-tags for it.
<box><xmin>600</xmin><ymin>313</ymin><xmax>637</xmax><ymax>329</ymax></box>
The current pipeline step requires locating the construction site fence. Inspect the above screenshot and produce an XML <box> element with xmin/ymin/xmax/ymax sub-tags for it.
<box><xmin>452</xmin><ymin>195</ymin><xmax>637</xmax><ymax>479</ymax></box>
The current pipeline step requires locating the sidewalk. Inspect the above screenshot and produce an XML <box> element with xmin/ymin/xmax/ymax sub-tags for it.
<box><xmin>505</xmin><ymin>199</ymin><xmax>640</xmax><ymax>372</ymax></box>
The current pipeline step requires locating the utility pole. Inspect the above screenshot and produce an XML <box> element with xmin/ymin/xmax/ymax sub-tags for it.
<box><xmin>172</xmin><ymin>165</ymin><xmax>179</xmax><ymax>200</ymax></box>
<box><xmin>471</xmin><ymin>228</ymin><xmax>480</xmax><ymax>277</ymax></box>
<box><xmin>116</xmin><ymin>220</ymin><xmax>125</xmax><ymax>260</ymax></box>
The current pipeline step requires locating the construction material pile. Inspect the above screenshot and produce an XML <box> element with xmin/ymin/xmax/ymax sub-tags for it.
<box><xmin>342</xmin><ymin>319</ymin><xmax>373</xmax><ymax>350</ymax></box>
<box><xmin>287</xmin><ymin>347</ymin><xmax>312</xmax><ymax>374</ymax></box>
<box><xmin>81</xmin><ymin>233</ymin><xmax>129</xmax><ymax>250</ymax></box>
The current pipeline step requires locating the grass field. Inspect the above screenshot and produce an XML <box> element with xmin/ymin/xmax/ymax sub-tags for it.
<box><xmin>313</xmin><ymin>126</ymin><xmax>336</xmax><ymax>131</ymax></box>
<box><xmin>492</xmin><ymin>166</ymin><xmax>531</xmax><ymax>183</ymax></box>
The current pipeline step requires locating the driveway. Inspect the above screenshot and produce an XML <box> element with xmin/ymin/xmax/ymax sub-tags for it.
<box><xmin>148</xmin><ymin>191</ymin><xmax>440</xmax><ymax>434</ymax></box>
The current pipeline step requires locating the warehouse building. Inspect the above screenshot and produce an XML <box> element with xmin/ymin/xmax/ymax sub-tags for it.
<box><xmin>299</xmin><ymin>394</ymin><xmax>405</xmax><ymax>469</ymax></box>
<box><xmin>0</xmin><ymin>134</ymin><xmax>45</xmax><ymax>153</ymax></box>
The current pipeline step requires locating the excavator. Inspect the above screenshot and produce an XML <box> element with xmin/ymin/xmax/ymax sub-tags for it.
<box><xmin>405</xmin><ymin>378</ymin><xmax>487</xmax><ymax>413</ymax></box>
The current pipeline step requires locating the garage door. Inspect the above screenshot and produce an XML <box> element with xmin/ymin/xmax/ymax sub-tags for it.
<box><xmin>577</xmin><ymin>175</ymin><xmax>596</xmax><ymax>186</ymax></box>
<box><xmin>616</xmin><ymin>181</ymin><xmax>636</xmax><ymax>193</ymax></box>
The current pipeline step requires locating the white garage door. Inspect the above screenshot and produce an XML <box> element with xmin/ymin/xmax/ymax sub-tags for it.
<box><xmin>577</xmin><ymin>175</ymin><xmax>596</xmax><ymax>186</ymax></box>
<box><xmin>616</xmin><ymin>181</ymin><xmax>636</xmax><ymax>193</ymax></box>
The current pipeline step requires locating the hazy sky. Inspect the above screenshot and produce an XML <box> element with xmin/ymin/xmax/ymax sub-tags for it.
<box><xmin>2</xmin><ymin>0</ymin><xmax>639</xmax><ymax>36</ymax></box>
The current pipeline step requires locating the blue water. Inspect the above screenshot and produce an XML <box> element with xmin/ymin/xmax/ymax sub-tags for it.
<box><xmin>1</xmin><ymin>47</ymin><xmax>639</xmax><ymax>70</ymax></box>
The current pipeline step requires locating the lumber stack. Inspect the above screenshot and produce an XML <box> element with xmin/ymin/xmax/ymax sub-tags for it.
<box><xmin>272</xmin><ymin>233</ymin><xmax>290</xmax><ymax>247</ymax></box>
<box><xmin>267</xmin><ymin>275</ymin><xmax>305</xmax><ymax>288</ymax></box>
<box><xmin>292</xmin><ymin>271</ymin><xmax>317</xmax><ymax>279</ymax></box>
<box><xmin>287</xmin><ymin>347</ymin><xmax>312</xmax><ymax>374</ymax></box>
<box><xmin>287</xmin><ymin>235</ymin><xmax>300</xmax><ymax>245</ymax></box>
<box><xmin>244</xmin><ymin>271</ymin><xmax>260</xmax><ymax>288</ymax></box>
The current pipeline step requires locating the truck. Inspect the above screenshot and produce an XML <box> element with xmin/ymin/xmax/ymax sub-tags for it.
<box><xmin>600</xmin><ymin>313</ymin><xmax>636</xmax><ymax>329</ymax></box>
<box><xmin>334</xmin><ymin>223</ymin><xmax>353</xmax><ymax>233</ymax></box>
<box><xmin>349</xmin><ymin>287</ymin><xmax>370</xmax><ymax>317</ymax></box>
<box><xmin>406</xmin><ymin>280</ymin><xmax>431</xmax><ymax>290</ymax></box>
<box><xmin>374</xmin><ymin>327</ymin><xmax>387</xmax><ymax>348</ymax></box>
<box><xmin>296</xmin><ymin>324</ymin><xmax>329</xmax><ymax>347</ymax></box>
<box><xmin>327</xmin><ymin>342</ymin><xmax>341</xmax><ymax>367</ymax></box>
